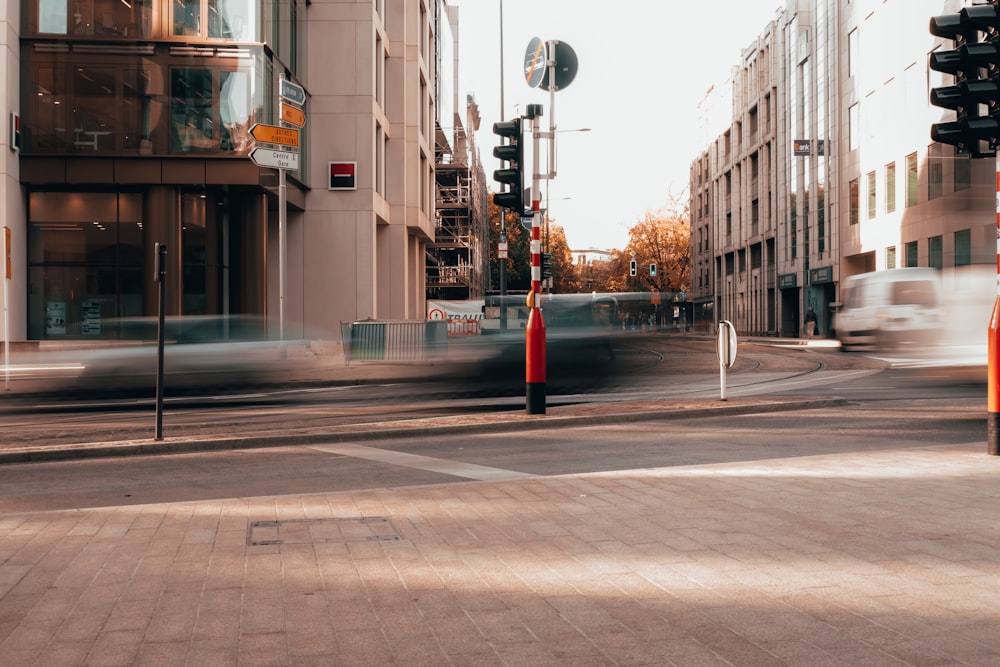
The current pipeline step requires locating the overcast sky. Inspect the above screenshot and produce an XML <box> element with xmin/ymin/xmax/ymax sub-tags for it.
<box><xmin>455</xmin><ymin>0</ymin><xmax>786</xmax><ymax>251</ymax></box>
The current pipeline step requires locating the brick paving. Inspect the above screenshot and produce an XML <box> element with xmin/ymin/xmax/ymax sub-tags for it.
<box><xmin>2</xmin><ymin>436</ymin><xmax>1000</xmax><ymax>665</ymax></box>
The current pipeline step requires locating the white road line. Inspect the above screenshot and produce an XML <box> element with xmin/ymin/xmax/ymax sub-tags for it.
<box><xmin>308</xmin><ymin>442</ymin><xmax>538</xmax><ymax>481</ymax></box>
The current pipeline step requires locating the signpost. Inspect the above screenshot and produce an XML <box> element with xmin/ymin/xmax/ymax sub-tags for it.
<box><xmin>279</xmin><ymin>78</ymin><xmax>306</xmax><ymax>107</ymax></box>
<box><xmin>250</xmin><ymin>147</ymin><xmax>300</xmax><ymax>170</ymax></box>
<box><xmin>247</xmin><ymin>78</ymin><xmax>306</xmax><ymax>347</ymax></box>
<box><xmin>280</xmin><ymin>103</ymin><xmax>306</xmax><ymax>128</ymax></box>
<box><xmin>249</xmin><ymin>123</ymin><xmax>299</xmax><ymax>147</ymax></box>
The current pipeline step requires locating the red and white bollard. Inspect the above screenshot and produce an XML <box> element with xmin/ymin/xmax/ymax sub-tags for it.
<box><xmin>988</xmin><ymin>164</ymin><xmax>1000</xmax><ymax>455</ymax></box>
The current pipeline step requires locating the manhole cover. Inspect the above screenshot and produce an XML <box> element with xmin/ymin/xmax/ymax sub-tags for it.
<box><xmin>247</xmin><ymin>517</ymin><xmax>402</xmax><ymax>546</ymax></box>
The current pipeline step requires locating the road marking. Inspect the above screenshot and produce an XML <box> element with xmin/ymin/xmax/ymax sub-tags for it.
<box><xmin>308</xmin><ymin>443</ymin><xmax>538</xmax><ymax>481</ymax></box>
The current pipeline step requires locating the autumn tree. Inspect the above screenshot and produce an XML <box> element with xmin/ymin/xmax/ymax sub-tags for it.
<box><xmin>619</xmin><ymin>197</ymin><xmax>690</xmax><ymax>295</ymax></box>
<box><xmin>545</xmin><ymin>222</ymin><xmax>582</xmax><ymax>293</ymax></box>
<box><xmin>487</xmin><ymin>198</ymin><xmax>531</xmax><ymax>292</ymax></box>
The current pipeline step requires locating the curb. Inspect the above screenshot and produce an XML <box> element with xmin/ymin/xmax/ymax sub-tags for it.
<box><xmin>0</xmin><ymin>398</ymin><xmax>848</xmax><ymax>464</ymax></box>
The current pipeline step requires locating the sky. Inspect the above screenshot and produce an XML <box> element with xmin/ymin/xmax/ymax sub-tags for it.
<box><xmin>455</xmin><ymin>0</ymin><xmax>786</xmax><ymax>251</ymax></box>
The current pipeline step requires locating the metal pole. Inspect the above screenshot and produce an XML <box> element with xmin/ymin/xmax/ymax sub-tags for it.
<box><xmin>3</xmin><ymin>226</ymin><xmax>9</xmax><ymax>391</ymax></box>
<box><xmin>526</xmin><ymin>107</ymin><xmax>546</xmax><ymax>414</ymax></box>
<box><xmin>498</xmin><ymin>0</ymin><xmax>507</xmax><ymax>331</ymax></box>
<box><xmin>155</xmin><ymin>243</ymin><xmax>167</xmax><ymax>440</ymax></box>
<box><xmin>988</xmin><ymin>153</ymin><xmax>1000</xmax><ymax>455</ymax></box>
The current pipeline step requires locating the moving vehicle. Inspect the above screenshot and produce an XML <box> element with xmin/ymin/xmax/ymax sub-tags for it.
<box><xmin>835</xmin><ymin>268</ymin><xmax>944</xmax><ymax>351</ymax></box>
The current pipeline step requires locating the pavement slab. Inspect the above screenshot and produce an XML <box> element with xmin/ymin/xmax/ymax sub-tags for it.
<box><xmin>2</xmin><ymin>441</ymin><xmax>999</xmax><ymax>665</ymax></box>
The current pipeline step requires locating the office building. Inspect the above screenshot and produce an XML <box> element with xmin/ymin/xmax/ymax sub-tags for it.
<box><xmin>1</xmin><ymin>0</ymin><xmax>481</xmax><ymax>346</ymax></box>
<box><xmin>691</xmin><ymin>0</ymin><xmax>994</xmax><ymax>337</ymax></box>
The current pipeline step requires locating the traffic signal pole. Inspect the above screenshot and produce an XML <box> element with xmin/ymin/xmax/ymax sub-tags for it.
<box><xmin>990</xmin><ymin>157</ymin><xmax>1000</xmax><ymax>455</ymax></box>
<box><xmin>928</xmin><ymin>3</ymin><xmax>1000</xmax><ymax>455</ymax></box>
<box><xmin>526</xmin><ymin>106</ymin><xmax>546</xmax><ymax>414</ymax></box>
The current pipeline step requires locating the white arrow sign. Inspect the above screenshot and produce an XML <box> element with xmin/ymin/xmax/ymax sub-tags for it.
<box><xmin>250</xmin><ymin>147</ymin><xmax>299</xmax><ymax>170</ymax></box>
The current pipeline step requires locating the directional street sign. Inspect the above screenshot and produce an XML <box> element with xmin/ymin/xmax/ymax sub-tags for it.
<box><xmin>250</xmin><ymin>147</ymin><xmax>300</xmax><ymax>170</ymax></box>
<box><xmin>280</xmin><ymin>102</ymin><xmax>305</xmax><ymax>128</ymax></box>
<box><xmin>250</xmin><ymin>123</ymin><xmax>299</xmax><ymax>147</ymax></box>
<box><xmin>279</xmin><ymin>79</ymin><xmax>306</xmax><ymax>106</ymax></box>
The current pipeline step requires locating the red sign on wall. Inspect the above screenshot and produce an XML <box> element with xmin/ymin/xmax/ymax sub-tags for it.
<box><xmin>328</xmin><ymin>162</ymin><xmax>357</xmax><ymax>190</ymax></box>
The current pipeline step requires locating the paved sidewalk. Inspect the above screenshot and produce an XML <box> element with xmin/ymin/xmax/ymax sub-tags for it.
<box><xmin>2</xmin><ymin>433</ymin><xmax>999</xmax><ymax>665</ymax></box>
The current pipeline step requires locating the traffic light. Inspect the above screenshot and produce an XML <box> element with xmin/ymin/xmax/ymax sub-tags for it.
<box><xmin>541</xmin><ymin>253</ymin><xmax>552</xmax><ymax>280</ymax></box>
<box><xmin>649</xmin><ymin>263</ymin><xmax>657</xmax><ymax>277</ymax></box>
<box><xmin>492</xmin><ymin>118</ymin><xmax>523</xmax><ymax>211</ymax></box>
<box><xmin>629</xmin><ymin>260</ymin><xmax>637</xmax><ymax>277</ymax></box>
<box><xmin>929</xmin><ymin>4</ymin><xmax>1000</xmax><ymax>157</ymax></box>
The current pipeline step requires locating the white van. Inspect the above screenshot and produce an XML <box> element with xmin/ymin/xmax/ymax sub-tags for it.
<box><xmin>835</xmin><ymin>268</ymin><xmax>944</xmax><ymax>351</ymax></box>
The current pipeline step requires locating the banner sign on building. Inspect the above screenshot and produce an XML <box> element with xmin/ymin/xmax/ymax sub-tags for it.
<box><xmin>793</xmin><ymin>139</ymin><xmax>810</xmax><ymax>156</ymax></box>
<box><xmin>810</xmin><ymin>266</ymin><xmax>833</xmax><ymax>284</ymax></box>
<box><xmin>778</xmin><ymin>273</ymin><xmax>797</xmax><ymax>289</ymax></box>
<box><xmin>328</xmin><ymin>162</ymin><xmax>357</xmax><ymax>190</ymax></box>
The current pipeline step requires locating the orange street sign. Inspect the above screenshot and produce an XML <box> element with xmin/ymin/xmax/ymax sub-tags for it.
<box><xmin>250</xmin><ymin>123</ymin><xmax>299</xmax><ymax>147</ymax></box>
<box><xmin>280</xmin><ymin>103</ymin><xmax>305</xmax><ymax>128</ymax></box>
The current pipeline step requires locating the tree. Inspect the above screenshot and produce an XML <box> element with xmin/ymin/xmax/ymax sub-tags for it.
<box><xmin>487</xmin><ymin>198</ymin><xmax>531</xmax><ymax>292</ymax></box>
<box><xmin>621</xmin><ymin>197</ymin><xmax>690</xmax><ymax>295</ymax></box>
<box><xmin>546</xmin><ymin>223</ymin><xmax>582</xmax><ymax>293</ymax></box>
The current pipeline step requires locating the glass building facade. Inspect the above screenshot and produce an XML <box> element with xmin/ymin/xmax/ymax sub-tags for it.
<box><xmin>17</xmin><ymin>0</ymin><xmax>306</xmax><ymax>340</ymax></box>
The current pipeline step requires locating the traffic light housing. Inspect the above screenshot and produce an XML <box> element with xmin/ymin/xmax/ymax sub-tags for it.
<box><xmin>649</xmin><ymin>263</ymin><xmax>657</xmax><ymax>277</ymax></box>
<box><xmin>541</xmin><ymin>253</ymin><xmax>552</xmax><ymax>280</ymax></box>
<box><xmin>629</xmin><ymin>260</ymin><xmax>637</xmax><ymax>277</ymax></box>
<box><xmin>929</xmin><ymin>4</ymin><xmax>1000</xmax><ymax>157</ymax></box>
<box><xmin>492</xmin><ymin>118</ymin><xmax>523</xmax><ymax>211</ymax></box>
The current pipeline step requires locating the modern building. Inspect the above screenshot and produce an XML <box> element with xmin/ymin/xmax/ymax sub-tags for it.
<box><xmin>0</xmin><ymin>0</ymin><xmax>483</xmax><ymax>347</ymax></box>
<box><xmin>691</xmin><ymin>0</ymin><xmax>995</xmax><ymax>337</ymax></box>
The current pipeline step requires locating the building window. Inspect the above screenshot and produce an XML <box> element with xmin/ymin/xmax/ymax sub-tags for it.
<box><xmin>886</xmin><ymin>246</ymin><xmax>896</xmax><ymax>270</ymax></box>
<box><xmin>928</xmin><ymin>143</ymin><xmax>943</xmax><ymax>200</ymax></box>
<box><xmin>32</xmin><ymin>0</ymin><xmax>154</xmax><ymax>38</ymax></box>
<box><xmin>905</xmin><ymin>240</ymin><xmax>918</xmax><ymax>267</ymax></box>
<box><xmin>906</xmin><ymin>152</ymin><xmax>918</xmax><ymax>207</ymax></box>
<box><xmin>885</xmin><ymin>161</ymin><xmax>896</xmax><ymax>213</ymax></box>
<box><xmin>867</xmin><ymin>171</ymin><xmax>876</xmax><ymax>219</ymax></box>
<box><xmin>955</xmin><ymin>149</ymin><xmax>971</xmax><ymax>191</ymax></box>
<box><xmin>928</xmin><ymin>235</ymin><xmax>943</xmax><ymax>269</ymax></box>
<box><xmin>849</xmin><ymin>103</ymin><xmax>860</xmax><ymax>151</ymax></box>
<box><xmin>27</xmin><ymin>192</ymin><xmax>144</xmax><ymax>340</ymax></box>
<box><xmin>25</xmin><ymin>49</ymin><xmax>264</xmax><ymax>157</ymax></box>
<box><xmin>174</xmin><ymin>0</ymin><xmax>201</xmax><ymax>36</ymax></box>
<box><xmin>848</xmin><ymin>29</ymin><xmax>858</xmax><ymax>78</ymax></box>
<box><xmin>849</xmin><ymin>178</ymin><xmax>859</xmax><ymax>225</ymax></box>
<box><xmin>955</xmin><ymin>229</ymin><xmax>971</xmax><ymax>266</ymax></box>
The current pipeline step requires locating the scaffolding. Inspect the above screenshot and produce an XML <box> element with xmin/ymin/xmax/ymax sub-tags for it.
<box><xmin>428</xmin><ymin>96</ymin><xmax>489</xmax><ymax>302</ymax></box>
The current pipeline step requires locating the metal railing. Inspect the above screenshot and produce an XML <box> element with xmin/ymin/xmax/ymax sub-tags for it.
<box><xmin>341</xmin><ymin>320</ymin><xmax>448</xmax><ymax>363</ymax></box>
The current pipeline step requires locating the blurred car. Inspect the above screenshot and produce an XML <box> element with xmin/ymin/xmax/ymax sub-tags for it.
<box><xmin>835</xmin><ymin>268</ymin><xmax>944</xmax><ymax>351</ymax></box>
<box><xmin>45</xmin><ymin>315</ymin><xmax>298</xmax><ymax>398</ymax></box>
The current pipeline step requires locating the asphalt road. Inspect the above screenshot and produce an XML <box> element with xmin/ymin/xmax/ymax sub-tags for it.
<box><xmin>0</xmin><ymin>377</ymin><xmax>983</xmax><ymax>513</ymax></box>
<box><xmin>0</xmin><ymin>337</ymin><xmax>889</xmax><ymax>449</ymax></box>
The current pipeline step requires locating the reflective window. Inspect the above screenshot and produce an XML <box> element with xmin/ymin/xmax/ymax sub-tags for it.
<box><xmin>27</xmin><ymin>192</ymin><xmax>144</xmax><ymax>339</ymax></box>
<box><xmin>24</xmin><ymin>45</ymin><xmax>263</xmax><ymax>157</ymax></box>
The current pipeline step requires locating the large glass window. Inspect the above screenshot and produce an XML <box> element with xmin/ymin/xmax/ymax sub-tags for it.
<box><xmin>27</xmin><ymin>192</ymin><xmax>144</xmax><ymax>339</ymax></box>
<box><xmin>24</xmin><ymin>46</ymin><xmax>263</xmax><ymax>157</ymax></box>
<box><xmin>32</xmin><ymin>0</ymin><xmax>153</xmax><ymax>38</ymax></box>
<box><xmin>905</xmin><ymin>240</ymin><xmax>918</xmax><ymax>267</ymax></box>
<box><xmin>171</xmin><ymin>68</ymin><xmax>258</xmax><ymax>153</ymax></box>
